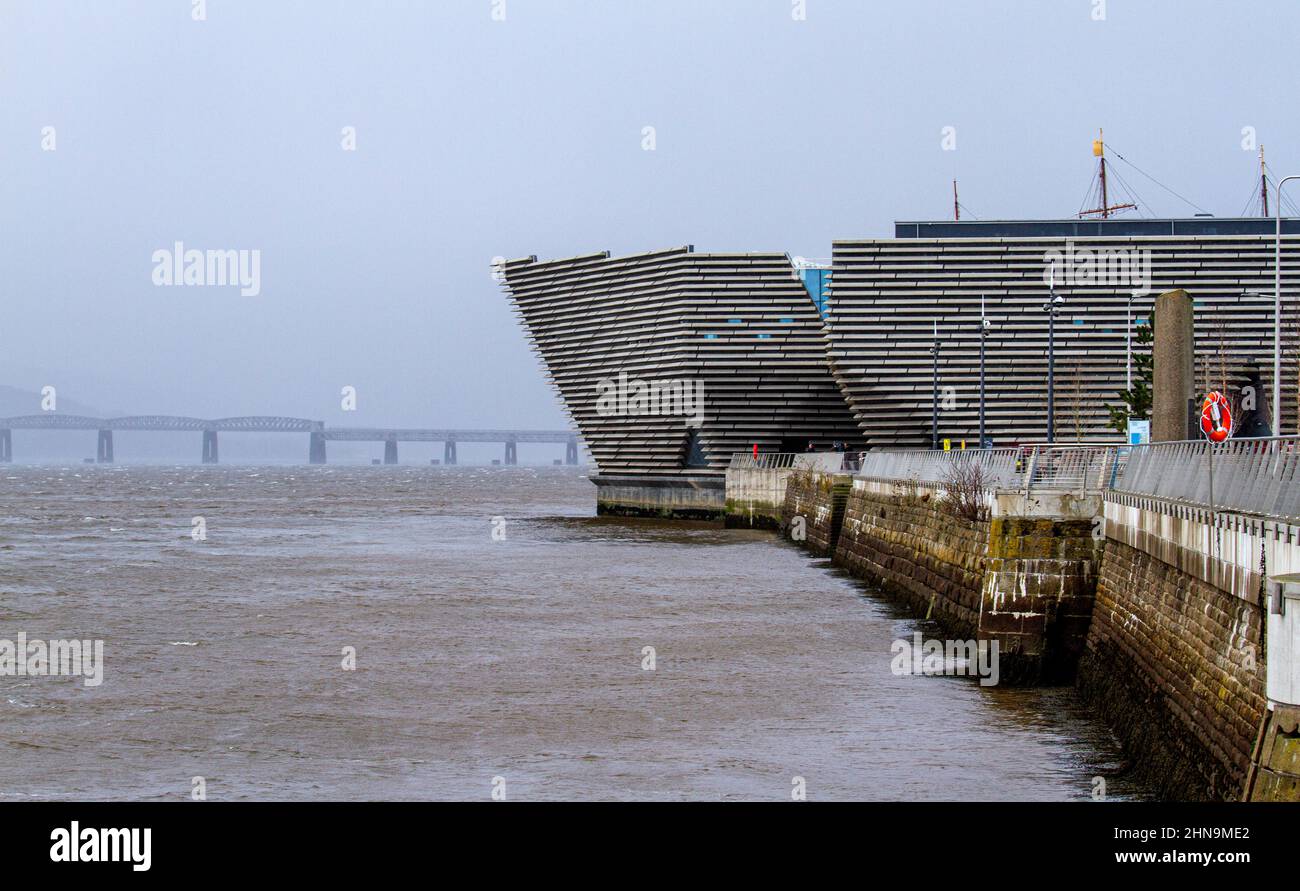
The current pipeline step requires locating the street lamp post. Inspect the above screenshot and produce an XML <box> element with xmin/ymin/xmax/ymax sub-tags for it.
<box><xmin>979</xmin><ymin>295</ymin><xmax>990</xmax><ymax>449</ymax></box>
<box><xmin>1126</xmin><ymin>291</ymin><xmax>1134</xmax><ymax>396</ymax></box>
<box><xmin>931</xmin><ymin>319</ymin><xmax>940</xmax><ymax>450</ymax></box>
<box><xmin>1044</xmin><ymin>288</ymin><xmax>1065</xmax><ymax>444</ymax></box>
<box><xmin>1275</xmin><ymin>175</ymin><xmax>1299</xmax><ymax>436</ymax></box>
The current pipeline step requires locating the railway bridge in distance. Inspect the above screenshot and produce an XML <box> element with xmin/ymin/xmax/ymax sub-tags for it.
<box><xmin>0</xmin><ymin>415</ymin><xmax>581</xmax><ymax>466</ymax></box>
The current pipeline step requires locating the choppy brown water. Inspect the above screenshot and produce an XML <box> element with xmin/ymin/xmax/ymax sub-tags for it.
<box><xmin>0</xmin><ymin>465</ymin><xmax>1146</xmax><ymax>800</ymax></box>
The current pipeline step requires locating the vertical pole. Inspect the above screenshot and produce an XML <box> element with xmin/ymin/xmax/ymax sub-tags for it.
<box><xmin>1047</xmin><ymin>289</ymin><xmax>1057</xmax><ymax>444</ymax></box>
<box><xmin>1207</xmin><ymin>440</ymin><xmax>1214</xmax><ymax>515</ymax></box>
<box><xmin>1098</xmin><ymin>129</ymin><xmax>1109</xmax><ymax>219</ymax></box>
<box><xmin>1207</xmin><ymin>439</ymin><xmax>1216</xmax><ymax>559</ymax></box>
<box><xmin>931</xmin><ymin>319</ymin><xmax>939</xmax><ymax>450</ymax></box>
<box><xmin>1261</xmin><ymin>146</ymin><xmax>1269</xmax><ymax>217</ymax></box>
<box><xmin>1126</xmin><ymin>292</ymin><xmax>1133</xmax><ymax>397</ymax></box>
<box><xmin>979</xmin><ymin>294</ymin><xmax>986</xmax><ymax>449</ymax></box>
<box><xmin>953</xmin><ymin>180</ymin><xmax>960</xmax><ymax>222</ymax></box>
<box><xmin>1273</xmin><ymin>177</ymin><xmax>1297</xmax><ymax>436</ymax></box>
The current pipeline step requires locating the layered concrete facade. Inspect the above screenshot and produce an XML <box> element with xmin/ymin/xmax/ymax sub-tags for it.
<box><xmin>500</xmin><ymin>247</ymin><xmax>861</xmax><ymax>517</ymax></box>
<box><xmin>826</xmin><ymin>219</ymin><xmax>1300</xmax><ymax>446</ymax></box>
<box><xmin>505</xmin><ymin>220</ymin><xmax>1300</xmax><ymax>475</ymax></box>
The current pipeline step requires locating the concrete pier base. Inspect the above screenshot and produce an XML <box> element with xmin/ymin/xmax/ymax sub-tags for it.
<box><xmin>201</xmin><ymin>430</ymin><xmax>218</xmax><ymax>464</ymax></box>
<box><xmin>1244</xmin><ymin>574</ymin><xmax>1300</xmax><ymax>800</ymax></box>
<box><xmin>444</xmin><ymin>441</ymin><xmax>457</xmax><ymax>465</ymax></box>
<box><xmin>591</xmin><ymin>474</ymin><xmax>725</xmax><ymax>521</ymax></box>
<box><xmin>0</xmin><ymin>429</ymin><xmax>9</xmax><ymax>462</ymax></box>
<box><xmin>96</xmin><ymin>429</ymin><xmax>114</xmax><ymax>463</ymax></box>
<box><xmin>724</xmin><ymin>467</ymin><xmax>790</xmax><ymax>529</ymax></box>
<box><xmin>565</xmin><ymin>438</ymin><xmax>579</xmax><ymax>465</ymax></box>
<box><xmin>308</xmin><ymin>432</ymin><xmax>326</xmax><ymax>464</ymax></box>
<box><xmin>1245</xmin><ymin>705</ymin><xmax>1300</xmax><ymax>801</ymax></box>
<box><xmin>383</xmin><ymin>438</ymin><xmax>398</xmax><ymax>464</ymax></box>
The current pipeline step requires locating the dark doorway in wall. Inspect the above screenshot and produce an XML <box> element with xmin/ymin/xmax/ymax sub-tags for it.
<box><xmin>680</xmin><ymin>429</ymin><xmax>708</xmax><ymax>468</ymax></box>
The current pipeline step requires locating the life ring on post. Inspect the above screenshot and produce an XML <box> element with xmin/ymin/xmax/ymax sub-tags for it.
<box><xmin>1200</xmin><ymin>391</ymin><xmax>1233</xmax><ymax>443</ymax></box>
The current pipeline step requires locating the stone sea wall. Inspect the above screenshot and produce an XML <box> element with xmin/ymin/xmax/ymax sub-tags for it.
<box><xmin>835</xmin><ymin>480</ymin><xmax>987</xmax><ymax>639</ymax></box>
<box><xmin>1078</xmin><ymin>535</ymin><xmax>1267</xmax><ymax>801</ymax></box>
<box><xmin>779</xmin><ymin>471</ymin><xmax>851</xmax><ymax>557</ymax></box>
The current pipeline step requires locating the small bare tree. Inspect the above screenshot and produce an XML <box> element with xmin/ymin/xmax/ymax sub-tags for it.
<box><xmin>941</xmin><ymin>459</ymin><xmax>990</xmax><ymax>522</ymax></box>
<box><xmin>1069</xmin><ymin>359</ymin><xmax>1085</xmax><ymax>442</ymax></box>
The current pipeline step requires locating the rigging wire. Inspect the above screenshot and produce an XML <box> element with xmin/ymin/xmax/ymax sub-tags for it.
<box><xmin>1239</xmin><ymin>178</ymin><xmax>1263</xmax><ymax>218</ymax></box>
<box><xmin>1077</xmin><ymin>164</ymin><xmax>1100</xmax><ymax>217</ymax></box>
<box><xmin>1266</xmin><ymin>169</ymin><xmax>1300</xmax><ymax>216</ymax></box>
<box><xmin>1106</xmin><ymin>163</ymin><xmax>1149</xmax><ymax>217</ymax></box>
<box><xmin>1104</xmin><ymin>143</ymin><xmax>1213</xmax><ymax>216</ymax></box>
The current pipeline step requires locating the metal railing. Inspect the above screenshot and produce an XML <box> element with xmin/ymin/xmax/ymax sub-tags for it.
<box><xmin>727</xmin><ymin>452</ymin><xmax>858</xmax><ymax>472</ymax></box>
<box><xmin>1112</xmin><ymin>436</ymin><xmax>1300</xmax><ymax>521</ymax></box>
<box><xmin>858</xmin><ymin>447</ymin><xmax>1023</xmax><ymax>488</ymax></box>
<box><xmin>857</xmin><ymin>445</ymin><xmax>1123</xmax><ymax>494</ymax></box>
<box><xmin>731</xmin><ymin>437</ymin><xmax>1300</xmax><ymax>521</ymax></box>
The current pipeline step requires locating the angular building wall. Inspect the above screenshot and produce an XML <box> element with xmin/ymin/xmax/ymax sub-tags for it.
<box><xmin>500</xmin><ymin>246</ymin><xmax>861</xmax><ymax>478</ymax></box>
<box><xmin>826</xmin><ymin>221</ymin><xmax>1300</xmax><ymax>447</ymax></box>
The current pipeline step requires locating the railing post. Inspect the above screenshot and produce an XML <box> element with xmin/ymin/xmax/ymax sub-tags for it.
<box><xmin>1023</xmin><ymin>448</ymin><xmax>1039</xmax><ymax>495</ymax></box>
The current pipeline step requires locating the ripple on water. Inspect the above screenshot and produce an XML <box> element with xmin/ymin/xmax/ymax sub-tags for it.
<box><xmin>0</xmin><ymin>465</ymin><xmax>1146</xmax><ymax>801</ymax></box>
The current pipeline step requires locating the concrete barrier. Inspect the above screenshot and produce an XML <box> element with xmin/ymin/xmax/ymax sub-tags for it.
<box><xmin>725</xmin><ymin>452</ymin><xmax>854</xmax><ymax>530</ymax></box>
<box><xmin>591</xmin><ymin>474</ymin><xmax>725</xmax><ymax>520</ymax></box>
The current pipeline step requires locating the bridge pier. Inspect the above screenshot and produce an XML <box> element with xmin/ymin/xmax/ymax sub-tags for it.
<box><xmin>308</xmin><ymin>432</ymin><xmax>326</xmax><ymax>464</ymax></box>
<box><xmin>0</xmin><ymin>429</ymin><xmax>10</xmax><ymax>462</ymax></box>
<box><xmin>96</xmin><ymin>429</ymin><xmax>114</xmax><ymax>463</ymax></box>
<box><xmin>504</xmin><ymin>439</ymin><xmax>517</xmax><ymax>465</ymax></box>
<box><xmin>444</xmin><ymin>440</ymin><xmax>457</xmax><ymax>465</ymax></box>
<box><xmin>201</xmin><ymin>430</ymin><xmax>219</xmax><ymax>464</ymax></box>
<box><xmin>383</xmin><ymin>438</ymin><xmax>398</xmax><ymax>465</ymax></box>
<box><xmin>565</xmin><ymin>438</ymin><xmax>578</xmax><ymax>465</ymax></box>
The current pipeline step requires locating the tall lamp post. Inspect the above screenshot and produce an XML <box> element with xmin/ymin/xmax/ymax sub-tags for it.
<box><xmin>1126</xmin><ymin>291</ymin><xmax>1137</xmax><ymax>395</ymax></box>
<box><xmin>931</xmin><ymin>319</ymin><xmax>940</xmax><ymax>450</ymax></box>
<box><xmin>979</xmin><ymin>295</ymin><xmax>990</xmax><ymax>449</ymax></box>
<box><xmin>1043</xmin><ymin>287</ymin><xmax>1066</xmax><ymax>444</ymax></box>
<box><xmin>1275</xmin><ymin>175</ymin><xmax>1299</xmax><ymax>436</ymax></box>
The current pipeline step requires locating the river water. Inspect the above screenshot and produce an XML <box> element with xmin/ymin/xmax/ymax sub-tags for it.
<box><xmin>0</xmin><ymin>465</ymin><xmax>1146</xmax><ymax>800</ymax></box>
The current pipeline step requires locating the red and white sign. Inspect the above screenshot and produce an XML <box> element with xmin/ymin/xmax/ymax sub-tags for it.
<box><xmin>1200</xmin><ymin>391</ymin><xmax>1233</xmax><ymax>443</ymax></box>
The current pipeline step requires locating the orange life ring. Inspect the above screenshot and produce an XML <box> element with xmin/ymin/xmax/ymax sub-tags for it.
<box><xmin>1200</xmin><ymin>391</ymin><xmax>1232</xmax><ymax>443</ymax></box>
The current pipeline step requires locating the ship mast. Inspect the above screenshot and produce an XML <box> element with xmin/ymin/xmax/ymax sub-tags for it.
<box><xmin>1260</xmin><ymin>145</ymin><xmax>1270</xmax><ymax>217</ymax></box>
<box><xmin>1078</xmin><ymin>128</ymin><xmax>1136</xmax><ymax>219</ymax></box>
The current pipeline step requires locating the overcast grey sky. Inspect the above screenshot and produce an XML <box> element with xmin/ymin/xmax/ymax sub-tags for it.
<box><xmin>3</xmin><ymin>0</ymin><xmax>1298</xmax><ymax>428</ymax></box>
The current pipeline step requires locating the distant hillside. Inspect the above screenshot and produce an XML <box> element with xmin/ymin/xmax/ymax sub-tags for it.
<box><xmin>0</xmin><ymin>385</ymin><xmax>120</xmax><ymax>419</ymax></box>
